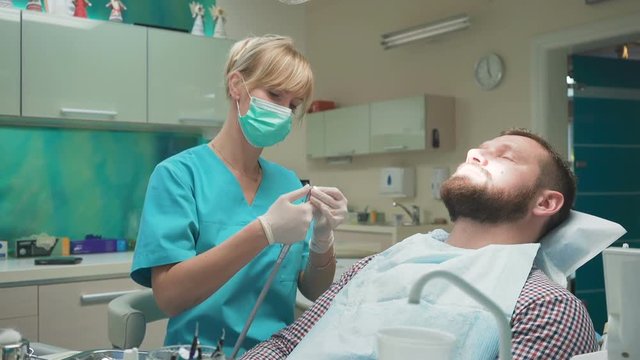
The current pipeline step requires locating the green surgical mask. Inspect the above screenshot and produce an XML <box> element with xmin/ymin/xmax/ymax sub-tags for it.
<box><xmin>237</xmin><ymin>82</ymin><xmax>293</xmax><ymax>148</ymax></box>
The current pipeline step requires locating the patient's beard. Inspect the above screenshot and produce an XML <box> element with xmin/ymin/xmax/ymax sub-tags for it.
<box><xmin>441</xmin><ymin>174</ymin><xmax>539</xmax><ymax>224</ymax></box>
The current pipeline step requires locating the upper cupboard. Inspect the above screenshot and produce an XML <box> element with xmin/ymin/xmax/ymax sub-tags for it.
<box><xmin>0</xmin><ymin>9</ymin><xmax>230</xmax><ymax>127</ymax></box>
<box><xmin>0</xmin><ymin>8</ymin><xmax>20</xmax><ymax>117</ymax></box>
<box><xmin>306</xmin><ymin>95</ymin><xmax>455</xmax><ymax>158</ymax></box>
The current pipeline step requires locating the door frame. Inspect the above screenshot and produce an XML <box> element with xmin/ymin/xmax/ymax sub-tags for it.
<box><xmin>530</xmin><ymin>11</ymin><xmax>640</xmax><ymax>159</ymax></box>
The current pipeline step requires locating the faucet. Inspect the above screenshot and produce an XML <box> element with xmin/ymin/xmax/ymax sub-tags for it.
<box><xmin>392</xmin><ymin>202</ymin><xmax>420</xmax><ymax>225</ymax></box>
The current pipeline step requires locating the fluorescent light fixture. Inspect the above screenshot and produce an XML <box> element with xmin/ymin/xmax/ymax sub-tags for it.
<box><xmin>381</xmin><ymin>14</ymin><xmax>471</xmax><ymax>50</ymax></box>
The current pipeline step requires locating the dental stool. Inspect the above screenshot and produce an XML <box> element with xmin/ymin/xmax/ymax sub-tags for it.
<box><xmin>107</xmin><ymin>289</ymin><xmax>167</xmax><ymax>349</ymax></box>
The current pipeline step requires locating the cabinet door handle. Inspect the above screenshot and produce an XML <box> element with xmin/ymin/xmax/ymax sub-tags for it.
<box><xmin>60</xmin><ymin>108</ymin><xmax>118</xmax><ymax>118</ymax></box>
<box><xmin>80</xmin><ymin>290</ymin><xmax>139</xmax><ymax>305</ymax></box>
<box><xmin>383</xmin><ymin>145</ymin><xmax>407</xmax><ymax>151</ymax></box>
<box><xmin>178</xmin><ymin>118</ymin><xmax>224</xmax><ymax>127</ymax></box>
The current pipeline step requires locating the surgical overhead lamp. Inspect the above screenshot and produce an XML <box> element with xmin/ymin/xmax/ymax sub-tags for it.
<box><xmin>381</xmin><ymin>14</ymin><xmax>471</xmax><ymax>50</ymax></box>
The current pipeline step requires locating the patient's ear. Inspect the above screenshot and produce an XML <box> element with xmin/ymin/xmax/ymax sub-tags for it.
<box><xmin>533</xmin><ymin>190</ymin><xmax>564</xmax><ymax>217</ymax></box>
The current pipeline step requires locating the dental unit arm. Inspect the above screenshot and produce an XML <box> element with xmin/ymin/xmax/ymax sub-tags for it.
<box><xmin>408</xmin><ymin>270</ymin><xmax>513</xmax><ymax>360</ymax></box>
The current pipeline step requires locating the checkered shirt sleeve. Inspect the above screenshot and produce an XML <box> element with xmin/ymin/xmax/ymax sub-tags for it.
<box><xmin>511</xmin><ymin>269</ymin><xmax>599</xmax><ymax>359</ymax></box>
<box><xmin>240</xmin><ymin>256</ymin><xmax>376</xmax><ymax>360</ymax></box>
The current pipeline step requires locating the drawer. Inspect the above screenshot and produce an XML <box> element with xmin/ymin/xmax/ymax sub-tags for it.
<box><xmin>0</xmin><ymin>286</ymin><xmax>38</xmax><ymax>319</ymax></box>
<box><xmin>38</xmin><ymin>277</ymin><xmax>143</xmax><ymax>350</ymax></box>
<box><xmin>334</xmin><ymin>230</ymin><xmax>391</xmax><ymax>258</ymax></box>
<box><xmin>0</xmin><ymin>316</ymin><xmax>38</xmax><ymax>342</ymax></box>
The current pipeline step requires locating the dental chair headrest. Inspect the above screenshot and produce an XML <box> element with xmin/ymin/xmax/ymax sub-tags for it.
<box><xmin>535</xmin><ymin>210</ymin><xmax>627</xmax><ymax>287</ymax></box>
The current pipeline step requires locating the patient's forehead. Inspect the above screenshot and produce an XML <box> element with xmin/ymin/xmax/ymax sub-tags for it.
<box><xmin>483</xmin><ymin>135</ymin><xmax>548</xmax><ymax>161</ymax></box>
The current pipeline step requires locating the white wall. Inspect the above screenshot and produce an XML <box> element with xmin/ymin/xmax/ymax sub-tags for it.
<box><xmin>216</xmin><ymin>0</ymin><xmax>307</xmax><ymax>53</ymax></box>
<box><xmin>255</xmin><ymin>0</ymin><xmax>640</xmax><ymax>224</ymax></box>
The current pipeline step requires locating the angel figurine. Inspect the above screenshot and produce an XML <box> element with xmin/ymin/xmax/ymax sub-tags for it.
<box><xmin>210</xmin><ymin>5</ymin><xmax>227</xmax><ymax>39</ymax></box>
<box><xmin>25</xmin><ymin>0</ymin><xmax>42</xmax><ymax>11</ymax></box>
<box><xmin>73</xmin><ymin>0</ymin><xmax>91</xmax><ymax>18</ymax></box>
<box><xmin>0</xmin><ymin>0</ymin><xmax>14</xmax><ymax>9</ymax></box>
<box><xmin>106</xmin><ymin>0</ymin><xmax>126</xmax><ymax>22</ymax></box>
<box><xmin>189</xmin><ymin>1</ymin><xmax>205</xmax><ymax>36</ymax></box>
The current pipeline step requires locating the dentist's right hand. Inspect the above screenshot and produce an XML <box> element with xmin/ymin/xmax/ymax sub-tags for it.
<box><xmin>258</xmin><ymin>185</ymin><xmax>313</xmax><ymax>245</ymax></box>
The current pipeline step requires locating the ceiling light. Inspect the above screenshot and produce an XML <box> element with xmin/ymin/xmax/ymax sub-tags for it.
<box><xmin>278</xmin><ymin>0</ymin><xmax>310</xmax><ymax>4</ymax></box>
<box><xmin>381</xmin><ymin>14</ymin><xmax>471</xmax><ymax>50</ymax></box>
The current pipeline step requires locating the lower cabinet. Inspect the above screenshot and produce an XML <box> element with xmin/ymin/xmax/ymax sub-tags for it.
<box><xmin>0</xmin><ymin>286</ymin><xmax>38</xmax><ymax>342</ymax></box>
<box><xmin>0</xmin><ymin>278</ymin><xmax>167</xmax><ymax>352</ymax></box>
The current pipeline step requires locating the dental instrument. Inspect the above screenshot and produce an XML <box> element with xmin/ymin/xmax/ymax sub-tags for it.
<box><xmin>229</xmin><ymin>189</ymin><xmax>312</xmax><ymax>360</ymax></box>
<box><xmin>408</xmin><ymin>270</ymin><xmax>513</xmax><ymax>360</ymax></box>
<box><xmin>187</xmin><ymin>322</ymin><xmax>199</xmax><ymax>360</ymax></box>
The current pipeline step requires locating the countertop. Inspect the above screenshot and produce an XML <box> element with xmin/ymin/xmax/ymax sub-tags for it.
<box><xmin>0</xmin><ymin>252</ymin><xmax>134</xmax><ymax>288</ymax></box>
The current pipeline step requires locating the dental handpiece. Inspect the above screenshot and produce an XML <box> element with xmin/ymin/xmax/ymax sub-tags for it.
<box><xmin>229</xmin><ymin>188</ymin><xmax>312</xmax><ymax>360</ymax></box>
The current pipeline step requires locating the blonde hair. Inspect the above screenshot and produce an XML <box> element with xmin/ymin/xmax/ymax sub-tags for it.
<box><xmin>225</xmin><ymin>35</ymin><xmax>314</xmax><ymax>120</ymax></box>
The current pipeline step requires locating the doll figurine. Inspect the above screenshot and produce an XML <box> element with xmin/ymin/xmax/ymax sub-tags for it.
<box><xmin>73</xmin><ymin>0</ymin><xmax>91</xmax><ymax>18</ymax></box>
<box><xmin>189</xmin><ymin>1</ymin><xmax>205</xmax><ymax>36</ymax></box>
<box><xmin>106</xmin><ymin>0</ymin><xmax>126</xmax><ymax>22</ymax></box>
<box><xmin>210</xmin><ymin>5</ymin><xmax>227</xmax><ymax>39</ymax></box>
<box><xmin>26</xmin><ymin>0</ymin><xmax>42</xmax><ymax>11</ymax></box>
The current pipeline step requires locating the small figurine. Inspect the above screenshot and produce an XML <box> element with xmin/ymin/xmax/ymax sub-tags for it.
<box><xmin>26</xmin><ymin>0</ymin><xmax>43</xmax><ymax>11</ymax></box>
<box><xmin>212</xmin><ymin>329</ymin><xmax>226</xmax><ymax>360</ymax></box>
<box><xmin>189</xmin><ymin>1</ymin><xmax>205</xmax><ymax>36</ymax></box>
<box><xmin>106</xmin><ymin>0</ymin><xmax>126</xmax><ymax>22</ymax></box>
<box><xmin>0</xmin><ymin>0</ymin><xmax>14</xmax><ymax>9</ymax></box>
<box><xmin>210</xmin><ymin>5</ymin><xmax>227</xmax><ymax>39</ymax></box>
<box><xmin>44</xmin><ymin>0</ymin><xmax>74</xmax><ymax>15</ymax></box>
<box><xmin>73</xmin><ymin>0</ymin><xmax>91</xmax><ymax>18</ymax></box>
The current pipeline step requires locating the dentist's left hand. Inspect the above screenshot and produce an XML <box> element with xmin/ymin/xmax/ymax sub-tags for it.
<box><xmin>308</xmin><ymin>186</ymin><xmax>348</xmax><ymax>254</ymax></box>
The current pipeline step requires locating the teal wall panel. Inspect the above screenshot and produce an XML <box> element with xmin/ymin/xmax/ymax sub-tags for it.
<box><xmin>575</xmin><ymin>290</ymin><xmax>607</xmax><ymax>334</ymax></box>
<box><xmin>573</xmin><ymin>56</ymin><xmax>640</xmax><ymax>89</ymax></box>
<box><xmin>12</xmin><ymin>0</ymin><xmax>219</xmax><ymax>36</ymax></box>
<box><xmin>573</xmin><ymin>98</ymin><xmax>640</xmax><ymax>145</ymax></box>
<box><xmin>574</xmin><ymin>146</ymin><xmax>640</xmax><ymax>192</ymax></box>
<box><xmin>572</xmin><ymin>54</ymin><xmax>640</xmax><ymax>334</ymax></box>
<box><xmin>0</xmin><ymin>125</ymin><xmax>199</xmax><ymax>241</ymax></box>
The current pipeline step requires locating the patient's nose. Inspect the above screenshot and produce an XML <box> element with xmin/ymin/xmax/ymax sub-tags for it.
<box><xmin>466</xmin><ymin>148</ymin><xmax>487</xmax><ymax>165</ymax></box>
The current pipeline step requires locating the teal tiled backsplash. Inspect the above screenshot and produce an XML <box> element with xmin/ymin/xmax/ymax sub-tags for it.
<box><xmin>0</xmin><ymin>125</ymin><xmax>200</xmax><ymax>241</ymax></box>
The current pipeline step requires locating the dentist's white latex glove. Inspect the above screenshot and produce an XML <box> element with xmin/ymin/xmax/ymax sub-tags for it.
<box><xmin>258</xmin><ymin>186</ymin><xmax>313</xmax><ymax>245</ymax></box>
<box><xmin>308</xmin><ymin>186</ymin><xmax>348</xmax><ymax>254</ymax></box>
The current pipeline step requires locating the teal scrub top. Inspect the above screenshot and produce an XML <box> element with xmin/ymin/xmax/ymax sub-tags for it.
<box><xmin>131</xmin><ymin>144</ymin><xmax>311</xmax><ymax>356</ymax></box>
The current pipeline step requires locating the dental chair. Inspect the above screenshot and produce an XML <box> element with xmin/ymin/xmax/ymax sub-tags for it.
<box><xmin>107</xmin><ymin>288</ymin><xmax>168</xmax><ymax>349</ymax></box>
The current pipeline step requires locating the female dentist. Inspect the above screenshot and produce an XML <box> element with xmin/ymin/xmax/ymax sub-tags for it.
<box><xmin>130</xmin><ymin>35</ymin><xmax>348</xmax><ymax>356</ymax></box>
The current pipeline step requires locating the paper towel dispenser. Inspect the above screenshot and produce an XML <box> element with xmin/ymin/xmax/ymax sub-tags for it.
<box><xmin>379</xmin><ymin>167</ymin><xmax>415</xmax><ymax>197</ymax></box>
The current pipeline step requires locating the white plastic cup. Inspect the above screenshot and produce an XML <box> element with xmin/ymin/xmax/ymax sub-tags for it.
<box><xmin>377</xmin><ymin>326</ymin><xmax>456</xmax><ymax>360</ymax></box>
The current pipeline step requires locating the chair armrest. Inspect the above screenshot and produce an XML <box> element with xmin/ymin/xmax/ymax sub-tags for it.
<box><xmin>107</xmin><ymin>288</ymin><xmax>167</xmax><ymax>349</ymax></box>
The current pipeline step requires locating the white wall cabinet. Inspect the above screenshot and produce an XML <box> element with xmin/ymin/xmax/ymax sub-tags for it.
<box><xmin>306</xmin><ymin>95</ymin><xmax>454</xmax><ymax>158</ymax></box>
<box><xmin>323</xmin><ymin>104</ymin><xmax>370</xmax><ymax>157</ymax></box>
<box><xmin>0</xmin><ymin>8</ymin><xmax>20</xmax><ymax>117</ymax></box>
<box><xmin>305</xmin><ymin>112</ymin><xmax>325</xmax><ymax>158</ymax></box>
<box><xmin>148</xmin><ymin>29</ymin><xmax>233</xmax><ymax>126</ymax></box>
<box><xmin>38</xmin><ymin>278</ymin><xmax>166</xmax><ymax>351</ymax></box>
<box><xmin>0</xmin><ymin>279</ymin><xmax>166</xmax><ymax>352</ymax></box>
<box><xmin>370</xmin><ymin>95</ymin><xmax>455</xmax><ymax>153</ymax></box>
<box><xmin>21</xmin><ymin>12</ymin><xmax>147</xmax><ymax>123</ymax></box>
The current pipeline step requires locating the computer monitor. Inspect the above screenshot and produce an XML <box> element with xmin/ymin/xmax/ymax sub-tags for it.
<box><xmin>603</xmin><ymin>246</ymin><xmax>640</xmax><ymax>360</ymax></box>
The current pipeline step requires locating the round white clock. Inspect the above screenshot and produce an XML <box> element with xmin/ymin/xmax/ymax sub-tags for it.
<box><xmin>474</xmin><ymin>53</ymin><xmax>504</xmax><ymax>90</ymax></box>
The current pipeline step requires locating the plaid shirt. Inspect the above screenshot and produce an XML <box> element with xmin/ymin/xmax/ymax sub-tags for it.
<box><xmin>241</xmin><ymin>256</ymin><xmax>598</xmax><ymax>359</ymax></box>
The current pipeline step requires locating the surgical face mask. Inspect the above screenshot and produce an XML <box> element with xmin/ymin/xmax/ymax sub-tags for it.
<box><xmin>237</xmin><ymin>81</ymin><xmax>293</xmax><ymax>148</ymax></box>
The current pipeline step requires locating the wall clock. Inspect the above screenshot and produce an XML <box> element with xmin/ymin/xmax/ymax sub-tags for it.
<box><xmin>474</xmin><ymin>53</ymin><xmax>504</xmax><ymax>90</ymax></box>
